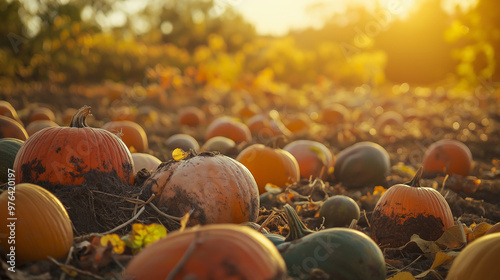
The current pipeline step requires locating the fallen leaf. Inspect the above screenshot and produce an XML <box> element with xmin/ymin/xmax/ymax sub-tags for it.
<box><xmin>430</xmin><ymin>251</ymin><xmax>459</xmax><ymax>269</ymax></box>
<box><xmin>409</xmin><ymin>234</ymin><xmax>441</xmax><ymax>255</ymax></box>
<box><xmin>172</xmin><ymin>148</ymin><xmax>188</xmax><ymax>161</ymax></box>
<box><xmin>435</xmin><ymin>225</ymin><xmax>467</xmax><ymax>249</ymax></box>
<box><xmin>101</xmin><ymin>233</ymin><xmax>125</xmax><ymax>254</ymax></box>
<box><xmin>387</xmin><ymin>271</ymin><xmax>416</xmax><ymax>280</ymax></box>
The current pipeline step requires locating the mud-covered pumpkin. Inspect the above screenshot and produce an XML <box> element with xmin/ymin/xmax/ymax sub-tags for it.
<box><xmin>370</xmin><ymin>168</ymin><xmax>454</xmax><ymax>248</ymax></box>
<box><xmin>124</xmin><ymin>224</ymin><xmax>287</xmax><ymax>280</ymax></box>
<box><xmin>0</xmin><ymin>183</ymin><xmax>73</xmax><ymax>263</ymax></box>
<box><xmin>13</xmin><ymin>106</ymin><xmax>134</xmax><ymax>185</ymax></box>
<box><xmin>446</xmin><ymin>232</ymin><xmax>500</xmax><ymax>280</ymax></box>
<box><xmin>0</xmin><ymin>138</ymin><xmax>24</xmax><ymax>183</ymax></box>
<box><xmin>142</xmin><ymin>152</ymin><xmax>259</xmax><ymax>225</ymax></box>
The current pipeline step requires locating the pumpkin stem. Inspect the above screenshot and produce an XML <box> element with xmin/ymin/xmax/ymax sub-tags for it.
<box><xmin>283</xmin><ymin>204</ymin><xmax>314</xmax><ymax>242</ymax></box>
<box><xmin>70</xmin><ymin>106</ymin><xmax>92</xmax><ymax>128</ymax></box>
<box><xmin>406</xmin><ymin>166</ymin><xmax>423</xmax><ymax>187</ymax></box>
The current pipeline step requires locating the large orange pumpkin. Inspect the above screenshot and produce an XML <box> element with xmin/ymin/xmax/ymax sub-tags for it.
<box><xmin>13</xmin><ymin>106</ymin><xmax>134</xmax><ymax>185</ymax></box>
<box><xmin>0</xmin><ymin>183</ymin><xmax>73</xmax><ymax>263</ymax></box>
<box><xmin>0</xmin><ymin>100</ymin><xmax>22</xmax><ymax>124</ymax></box>
<box><xmin>446</xmin><ymin>232</ymin><xmax>500</xmax><ymax>280</ymax></box>
<box><xmin>422</xmin><ymin>139</ymin><xmax>472</xmax><ymax>177</ymax></box>
<box><xmin>0</xmin><ymin>115</ymin><xmax>28</xmax><ymax>141</ymax></box>
<box><xmin>236</xmin><ymin>144</ymin><xmax>300</xmax><ymax>194</ymax></box>
<box><xmin>370</xmin><ymin>168</ymin><xmax>454</xmax><ymax>248</ymax></box>
<box><xmin>205</xmin><ymin>116</ymin><xmax>252</xmax><ymax>144</ymax></box>
<box><xmin>142</xmin><ymin>152</ymin><xmax>259</xmax><ymax>225</ymax></box>
<box><xmin>102</xmin><ymin>120</ymin><xmax>149</xmax><ymax>152</ymax></box>
<box><xmin>124</xmin><ymin>224</ymin><xmax>287</xmax><ymax>280</ymax></box>
<box><xmin>283</xmin><ymin>139</ymin><xmax>333</xmax><ymax>180</ymax></box>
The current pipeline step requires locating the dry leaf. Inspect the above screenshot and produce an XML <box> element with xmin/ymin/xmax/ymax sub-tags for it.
<box><xmin>172</xmin><ymin>148</ymin><xmax>188</xmax><ymax>161</ymax></box>
<box><xmin>471</xmin><ymin>222</ymin><xmax>493</xmax><ymax>240</ymax></box>
<box><xmin>409</xmin><ymin>234</ymin><xmax>441</xmax><ymax>255</ymax></box>
<box><xmin>387</xmin><ymin>271</ymin><xmax>416</xmax><ymax>280</ymax></box>
<box><xmin>430</xmin><ymin>251</ymin><xmax>459</xmax><ymax>269</ymax></box>
<box><xmin>435</xmin><ymin>225</ymin><xmax>467</xmax><ymax>249</ymax></box>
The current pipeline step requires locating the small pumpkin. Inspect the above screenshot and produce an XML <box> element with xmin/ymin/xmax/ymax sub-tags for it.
<box><xmin>370</xmin><ymin>168</ymin><xmax>454</xmax><ymax>248</ymax></box>
<box><xmin>319</xmin><ymin>195</ymin><xmax>360</xmax><ymax>228</ymax></box>
<box><xmin>333</xmin><ymin>141</ymin><xmax>390</xmax><ymax>187</ymax></box>
<box><xmin>102</xmin><ymin>120</ymin><xmax>149</xmax><ymax>152</ymax></box>
<box><xmin>25</xmin><ymin>119</ymin><xmax>60</xmax><ymax>136</ymax></box>
<box><xmin>236</xmin><ymin>144</ymin><xmax>300</xmax><ymax>194</ymax></box>
<box><xmin>0</xmin><ymin>115</ymin><xmax>28</xmax><ymax>141</ymax></box>
<box><xmin>319</xmin><ymin>103</ymin><xmax>349</xmax><ymax>125</ymax></box>
<box><xmin>284</xmin><ymin>140</ymin><xmax>333</xmax><ymax>180</ymax></box>
<box><xmin>178</xmin><ymin>106</ymin><xmax>206</xmax><ymax>127</ymax></box>
<box><xmin>27</xmin><ymin>106</ymin><xmax>56</xmax><ymax>124</ymax></box>
<box><xmin>131</xmin><ymin>153</ymin><xmax>162</xmax><ymax>173</ymax></box>
<box><xmin>200</xmin><ymin>136</ymin><xmax>237</xmax><ymax>155</ymax></box>
<box><xmin>205</xmin><ymin>116</ymin><xmax>252</xmax><ymax>144</ymax></box>
<box><xmin>422</xmin><ymin>139</ymin><xmax>473</xmax><ymax>177</ymax></box>
<box><xmin>13</xmin><ymin>106</ymin><xmax>134</xmax><ymax>186</ymax></box>
<box><xmin>124</xmin><ymin>224</ymin><xmax>287</xmax><ymax>280</ymax></box>
<box><xmin>0</xmin><ymin>183</ymin><xmax>74</xmax><ymax>263</ymax></box>
<box><xmin>0</xmin><ymin>138</ymin><xmax>24</xmax><ymax>183</ymax></box>
<box><xmin>446</xmin><ymin>232</ymin><xmax>500</xmax><ymax>280</ymax></box>
<box><xmin>246</xmin><ymin>111</ymin><xmax>292</xmax><ymax>141</ymax></box>
<box><xmin>165</xmin><ymin>134</ymin><xmax>200</xmax><ymax>153</ymax></box>
<box><xmin>0</xmin><ymin>100</ymin><xmax>22</xmax><ymax>124</ymax></box>
<box><xmin>283</xmin><ymin>112</ymin><xmax>311</xmax><ymax>135</ymax></box>
<box><xmin>142</xmin><ymin>152</ymin><xmax>259</xmax><ymax>225</ymax></box>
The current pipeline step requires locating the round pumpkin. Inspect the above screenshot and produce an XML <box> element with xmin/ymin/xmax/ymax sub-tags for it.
<box><xmin>27</xmin><ymin>107</ymin><xmax>56</xmax><ymax>124</ymax></box>
<box><xmin>246</xmin><ymin>112</ymin><xmax>292</xmax><ymax>141</ymax></box>
<box><xmin>131</xmin><ymin>153</ymin><xmax>162</xmax><ymax>173</ymax></box>
<box><xmin>165</xmin><ymin>134</ymin><xmax>200</xmax><ymax>153</ymax></box>
<box><xmin>200</xmin><ymin>136</ymin><xmax>237</xmax><ymax>155</ymax></box>
<box><xmin>178</xmin><ymin>106</ymin><xmax>206</xmax><ymax>127</ymax></box>
<box><xmin>25</xmin><ymin>119</ymin><xmax>60</xmax><ymax>136</ymax></box>
<box><xmin>236</xmin><ymin>144</ymin><xmax>300</xmax><ymax>194</ymax></box>
<box><xmin>422</xmin><ymin>139</ymin><xmax>473</xmax><ymax>177</ymax></box>
<box><xmin>0</xmin><ymin>138</ymin><xmax>24</xmax><ymax>183</ymax></box>
<box><xmin>124</xmin><ymin>224</ymin><xmax>287</xmax><ymax>280</ymax></box>
<box><xmin>446</xmin><ymin>232</ymin><xmax>500</xmax><ymax>280</ymax></box>
<box><xmin>284</xmin><ymin>112</ymin><xmax>311</xmax><ymax>134</ymax></box>
<box><xmin>142</xmin><ymin>152</ymin><xmax>259</xmax><ymax>225</ymax></box>
<box><xmin>13</xmin><ymin>106</ymin><xmax>134</xmax><ymax>186</ymax></box>
<box><xmin>0</xmin><ymin>115</ymin><xmax>28</xmax><ymax>141</ymax></box>
<box><xmin>333</xmin><ymin>141</ymin><xmax>390</xmax><ymax>187</ymax></box>
<box><xmin>205</xmin><ymin>116</ymin><xmax>252</xmax><ymax>144</ymax></box>
<box><xmin>370</xmin><ymin>169</ymin><xmax>454</xmax><ymax>248</ymax></box>
<box><xmin>0</xmin><ymin>100</ymin><xmax>22</xmax><ymax>124</ymax></box>
<box><xmin>284</xmin><ymin>140</ymin><xmax>333</xmax><ymax>180</ymax></box>
<box><xmin>102</xmin><ymin>120</ymin><xmax>148</xmax><ymax>152</ymax></box>
<box><xmin>0</xmin><ymin>183</ymin><xmax>74</xmax><ymax>263</ymax></box>
<box><xmin>319</xmin><ymin>104</ymin><xmax>349</xmax><ymax>125</ymax></box>
<box><xmin>319</xmin><ymin>195</ymin><xmax>360</xmax><ymax>228</ymax></box>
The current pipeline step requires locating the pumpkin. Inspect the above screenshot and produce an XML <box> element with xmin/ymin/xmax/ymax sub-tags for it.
<box><xmin>319</xmin><ymin>195</ymin><xmax>360</xmax><ymax>228</ymax></box>
<box><xmin>422</xmin><ymin>139</ymin><xmax>472</xmax><ymax>177</ymax></box>
<box><xmin>27</xmin><ymin>107</ymin><xmax>56</xmax><ymax>124</ymax></box>
<box><xmin>264</xmin><ymin>233</ymin><xmax>286</xmax><ymax>246</ymax></box>
<box><xmin>131</xmin><ymin>153</ymin><xmax>162</xmax><ymax>173</ymax></box>
<box><xmin>277</xmin><ymin>205</ymin><xmax>385</xmax><ymax>279</ymax></box>
<box><xmin>233</xmin><ymin>102</ymin><xmax>261</xmax><ymax>119</ymax></box>
<box><xmin>102</xmin><ymin>120</ymin><xmax>148</xmax><ymax>153</ymax></box>
<box><xmin>205</xmin><ymin>116</ymin><xmax>252</xmax><ymax>144</ymax></box>
<box><xmin>246</xmin><ymin>111</ymin><xmax>292</xmax><ymax>141</ymax></box>
<box><xmin>0</xmin><ymin>115</ymin><xmax>28</xmax><ymax>141</ymax></box>
<box><xmin>142</xmin><ymin>152</ymin><xmax>259</xmax><ymax>225</ymax></box>
<box><xmin>200</xmin><ymin>136</ymin><xmax>237</xmax><ymax>155</ymax></box>
<box><xmin>124</xmin><ymin>224</ymin><xmax>287</xmax><ymax>280</ymax></box>
<box><xmin>178</xmin><ymin>106</ymin><xmax>206</xmax><ymax>127</ymax></box>
<box><xmin>0</xmin><ymin>100</ymin><xmax>22</xmax><ymax>124</ymax></box>
<box><xmin>283</xmin><ymin>112</ymin><xmax>311</xmax><ymax>134</ymax></box>
<box><xmin>283</xmin><ymin>140</ymin><xmax>333</xmax><ymax>180</ymax></box>
<box><xmin>446</xmin><ymin>232</ymin><xmax>500</xmax><ymax>280</ymax></box>
<box><xmin>319</xmin><ymin>103</ymin><xmax>349</xmax><ymax>125</ymax></box>
<box><xmin>333</xmin><ymin>141</ymin><xmax>390</xmax><ymax>187</ymax></box>
<box><xmin>236</xmin><ymin>144</ymin><xmax>300</xmax><ymax>194</ymax></box>
<box><xmin>13</xmin><ymin>106</ymin><xmax>134</xmax><ymax>185</ymax></box>
<box><xmin>25</xmin><ymin>119</ymin><xmax>60</xmax><ymax>136</ymax></box>
<box><xmin>0</xmin><ymin>183</ymin><xmax>73</xmax><ymax>263</ymax></box>
<box><xmin>370</xmin><ymin>168</ymin><xmax>454</xmax><ymax>248</ymax></box>
<box><xmin>165</xmin><ymin>134</ymin><xmax>200</xmax><ymax>153</ymax></box>
<box><xmin>0</xmin><ymin>138</ymin><xmax>24</xmax><ymax>183</ymax></box>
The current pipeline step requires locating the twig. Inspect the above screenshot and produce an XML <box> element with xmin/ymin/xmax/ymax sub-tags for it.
<box><xmin>258</xmin><ymin>211</ymin><xmax>277</xmax><ymax>232</ymax></box>
<box><xmin>166</xmin><ymin>232</ymin><xmax>204</xmax><ymax>280</ymax></box>
<box><xmin>149</xmin><ymin>202</ymin><xmax>184</xmax><ymax>222</ymax></box>
<box><xmin>59</xmin><ymin>246</ymin><xmax>74</xmax><ymax>280</ymax></box>
<box><xmin>348</xmin><ymin>218</ymin><xmax>358</xmax><ymax>229</ymax></box>
<box><xmin>48</xmin><ymin>256</ymin><xmax>104</xmax><ymax>280</ymax></box>
<box><xmin>440</xmin><ymin>174</ymin><xmax>449</xmax><ymax>193</ymax></box>
<box><xmin>90</xmin><ymin>190</ymin><xmax>145</xmax><ymax>204</ymax></box>
<box><xmin>100</xmin><ymin>206</ymin><xmax>146</xmax><ymax>235</ymax></box>
<box><xmin>363</xmin><ymin>210</ymin><xmax>371</xmax><ymax>228</ymax></box>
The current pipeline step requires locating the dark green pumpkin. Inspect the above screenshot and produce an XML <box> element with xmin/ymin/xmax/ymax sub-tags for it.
<box><xmin>264</xmin><ymin>233</ymin><xmax>286</xmax><ymax>246</ymax></box>
<box><xmin>0</xmin><ymin>138</ymin><xmax>24</xmax><ymax>183</ymax></box>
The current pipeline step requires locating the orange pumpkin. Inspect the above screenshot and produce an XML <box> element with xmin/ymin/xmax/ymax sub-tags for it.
<box><xmin>246</xmin><ymin>111</ymin><xmax>292</xmax><ymax>141</ymax></box>
<box><xmin>319</xmin><ymin>104</ymin><xmax>349</xmax><ymax>125</ymax></box>
<box><xmin>25</xmin><ymin>120</ymin><xmax>60</xmax><ymax>136</ymax></box>
<box><xmin>283</xmin><ymin>140</ymin><xmax>333</xmax><ymax>180</ymax></box>
<box><xmin>236</xmin><ymin>144</ymin><xmax>300</xmax><ymax>194</ymax></box>
<box><xmin>102</xmin><ymin>120</ymin><xmax>148</xmax><ymax>152</ymax></box>
<box><xmin>370</xmin><ymin>168</ymin><xmax>454</xmax><ymax>248</ymax></box>
<box><xmin>131</xmin><ymin>153</ymin><xmax>162</xmax><ymax>173</ymax></box>
<box><xmin>27</xmin><ymin>107</ymin><xmax>56</xmax><ymax>124</ymax></box>
<box><xmin>142</xmin><ymin>153</ymin><xmax>259</xmax><ymax>225</ymax></box>
<box><xmin>446</xmin><ymin>232</ymin><xmax>500</xmax><ymax>280</ymax></box>
<box><xmin>124</xmin><ymin>224</ymin><xmax>287</xmax><ymax>280</ymax></box>
<box><xmin>205</xmin><ymin>116</ymin><xmax>252</xmax><ymax>144</ymax></box>
<box><xmin>0</xmin><ymin>100</ymin><xmax>22</xmax><ymax>124</ymax></box>
<box><xmin>422</xmin><ymin>139</ymin><xmax>472</xmax><ymax>177</ymax></box>
<box><xmin>284</xmin><ymin>112</ymin><xmax>311</xmax><ymax>134</ymax></box>
<box><xmin>0</xmin><ymin>115</ymin><xmax>28</xmax><ymax>140</ymax></box>
<box><xmin>13</xmin><ymin>106</ymin><xmax>134</xmax><ymax>185</ymax></box>
<box><xmin>178</xmin><ymin>106</ymin><xmax>206</xmax><ymax>127</ymax></box>
<box><xmin>0</xmin><ymin>183</ymin><xmax>73</xmax><ymax>263</ymax></box>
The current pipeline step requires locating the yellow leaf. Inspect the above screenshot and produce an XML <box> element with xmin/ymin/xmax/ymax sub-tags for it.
<box><xmin>373</xmin><ymin>186</ymin><xmax>387</xmax><ymax>196</ymax></box>
<box><xmin>435</xmin><ymin>225</ymin><xmax>467</xmax><ymax>249</ymax></box>
<box><xmin>430</xmin><ymin>251</ymin><xmax>459</xmax><ymax>269</ymax></box>
<box><xmin>386</xmin><ymin>271</ymin><xmax>416</xmax><ymax>280</ymax></box>
<box><xmin>100</xmin><ymin>233</ymin><xmax>125</xmax><ymax>254</ymax></box>
<box><xmin>472</xmin><ymin>222</ymin><xmax>493</xmax><ymax>240</ymax></box>
<box><xmin>409</xmin><ymin>234</ymin><xmax>441</xmax><ymax>255</ymax></box>
<box><xmin>143</xmin><ymin>223</ymin><xmax>167</xmax><ymax>247</ymax></box>
<box><xmin>172</xmin><ymin>148</ymin><xmax>188</xmax><ymax>161</ymax></box>
<box><xmin>264</xmin><ymin>183</ymin><xmax>282</xmax><ymax>194</ymax></box>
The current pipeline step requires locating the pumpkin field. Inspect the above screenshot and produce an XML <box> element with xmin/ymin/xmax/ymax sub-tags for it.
<box><xmin>1</xmin><ymin>0</ymin><xmax>500</xmax><ymax>279</ymax></box>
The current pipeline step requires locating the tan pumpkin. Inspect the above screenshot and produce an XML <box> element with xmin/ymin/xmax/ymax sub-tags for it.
<box><xmin>131</xmin><ymin>153</ymin><xmax>162</xmax><ymax>173</ymax></box>
<box><xmin>0</xmin><ymin>115</ymin><xmax>28</xmax><ymax>141</ymax></box>
<box><xmin>25</xmin><ymin>119</ymin><xmax>60</xmax><ymax>136</ymax></box>
<box><xmin>0</xmin><ymin>183</ymin><xmax>73</xmax><ymax>263</ymax></box>
<box><xmin>124</xmin><ymin>224</ymin><xmax>287</xmax><ymax>280</ymax></box>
